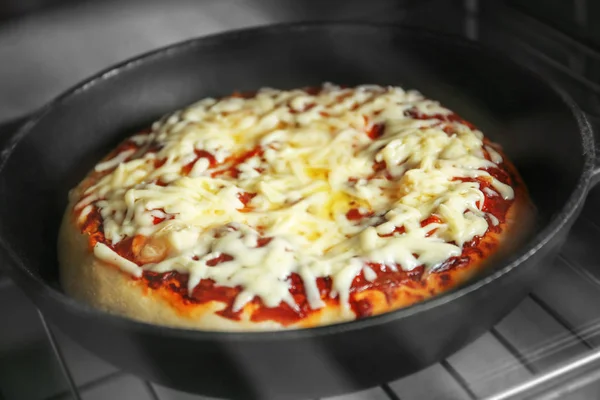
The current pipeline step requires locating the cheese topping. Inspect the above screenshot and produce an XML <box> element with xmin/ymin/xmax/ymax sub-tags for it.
<box><xmin>74</xmin><ymin>84</ymin><xmax>514</xmax><ymax>313</ymax></box>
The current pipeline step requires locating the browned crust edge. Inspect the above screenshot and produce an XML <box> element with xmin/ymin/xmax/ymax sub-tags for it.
<box><xmin>58</xmin><ymin>186</ymin><xmax>533</xmax><ymax>332</ymax></box>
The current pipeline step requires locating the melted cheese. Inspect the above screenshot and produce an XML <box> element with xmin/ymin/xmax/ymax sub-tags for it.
<box><xmin>94</xmin><ymin>243</ymin><xmax>142</xmax><ymax>278</ymax></box>
<box><xmin>76</xmin><ymin>84</ymin><xmax>515</xmax><ymax>312</ymax></box>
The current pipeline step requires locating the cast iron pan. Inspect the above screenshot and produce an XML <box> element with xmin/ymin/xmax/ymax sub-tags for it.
<box><xmin>0</xmin><ymin>22</ymin><xmax>598</xmax><ymax>400</ymax></box>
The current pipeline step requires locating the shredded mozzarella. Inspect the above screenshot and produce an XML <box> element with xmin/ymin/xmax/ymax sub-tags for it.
<box><xmin>76</xmin><ymin>84</ymin><xmax>514</xmax><ymax>311</ymax></box>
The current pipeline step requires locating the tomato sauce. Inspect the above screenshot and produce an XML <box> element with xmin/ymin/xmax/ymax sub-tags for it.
<box><xmin>80</xmin><ymin>207</ymin><xmax>105</xmax><ymax>249</ymax></box>
<box><xmin>80</xmin><ymin>177</ymin><xmax>511</xmax><ymax>325</ymax></box>
<box><xmin>150</xmin><ymin>208</ymin><xmax>173</xmax><ymax>225</ymax></box>
<box><xmin>237</xmin><ymin>191</ymin><xmax>257</xmax><ymax>212</ymax></box>
<box><xmin>182</xmin><ymin>149</ymin><xmax>218</xmax><ymax>175</ymax></box>
<box><xmin>366</xmin><ymin>122</ymin><xmax>385</xmax><ymax>140</ymax></box>
<box><xmin>212</xmin><ymin>146</ymin><xmax>263</xmax><ymax>179</ymax></box>
<box><xmin>405</xmin><ymin>109</ymin><xmax>477</xmax><ymax>130</ymax></box>
<box><xmin>346</xmin><ymin>208</ymin><xmax>373</xmax><ymax>221</ymax></box>
<box><xmin>76</xmin><ymin>93</ymin><xmax>519</xmax><ymax>325</ymax></box>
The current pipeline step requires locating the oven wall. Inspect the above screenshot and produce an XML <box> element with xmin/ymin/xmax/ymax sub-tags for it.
<box><xmin>0</xmin><ymin>0</ymin><xmax>466</xmax><ymax>122</ymax></box>
<box><xmin>507</xmin><ymin>0</ymin><xmax>600</xmax><ymax>48</ymax></box>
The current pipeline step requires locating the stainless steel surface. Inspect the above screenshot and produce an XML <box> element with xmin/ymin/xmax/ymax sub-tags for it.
<box><xmin>38</xmin><ymin>312</ymin><xmax>81</xmax><ymax>400</ymax></box>
<box><xmin>1</xmin><ymin>0</ymin><xmax>600</xmax><ymax>399</ymax></box>
<box><xmin>489</xmin><ymin>350</ymin><xmax>600</xmax><ymax>400</ymax></box>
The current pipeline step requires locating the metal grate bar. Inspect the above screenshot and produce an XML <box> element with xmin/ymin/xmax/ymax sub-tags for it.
<box><xmin>322</xmin><ymin>386</ymin><xmax>393</xmax><ymax>400</ymax></box>
<box><xmin>380</xmin><ymin>384</ymin><xmax>401</xmax><ymax>400</ymax></box>
<box><xmin>445</xmin><ymin>332</ymin><xmax>535</xmax><ymax>398</ymax></box>
<box><xmin>488</xmin><ymin>327</ymin><xmax>536</xmax><ymax>374</ymax></box>
<box><xmin>440</xmin><ymin>360</ymin><xmax>478</xmax><ymax>400</ymax></box>
<box><xmin>495</xmin><ymin>296</ymin><xmax>591</xmax><ymax>374</ymax></box>
<box><xmin>484</xmin><ymin>348</ymin><xmax>600</xmax><ymax>400</ymax></box>
<box><xmin>143</xmin><ymin>381</ymin><xmax>161</xmax><ymax>400</ymax></box>
<box><xmin>45</xmin><ymin>372</ymin><xmax>123</xmax><ymax>400</ymax></box>
<box><xmin>560</xmin><ymin>253</ymin><xmax>600</xmax><ymax>292</ymax></box>
<box><xmin>529</xmin><ymin>292</ymin><xmax>594</xmax><ymax>350</ymax></box>
<box><xmin>537</xmin><ymin>257</ymin><xmax>600</xmax><ymax>348</ymax></box>
<box><xmin>387</xmin><ymin>363</ymin><xmax>472</xmax><ymax>399</ymax></box>
<box><xmin>38</xmin><ymin>311</ymin><xmax>82</xmax><ymax>400</ymax></box>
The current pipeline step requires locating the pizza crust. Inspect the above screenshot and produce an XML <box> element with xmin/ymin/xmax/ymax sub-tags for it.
<box><xmin>58</xmin><ymin>85</ymin><xmax>536</xmax><ymax>331</ymax></box>
<box><xmin>58</xmin><ymin>193</ymin><xmax>533</xmax><ymax>331</ymax></box>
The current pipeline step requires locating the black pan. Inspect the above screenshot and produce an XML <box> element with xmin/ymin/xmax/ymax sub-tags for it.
<box><xmin>0</xmin><ymin>22</ymin><xmax>598</xmax><ymax>400</ymax></box>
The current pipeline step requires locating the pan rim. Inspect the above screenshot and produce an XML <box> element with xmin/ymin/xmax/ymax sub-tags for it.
<box><xmin>0</xmin><ymin>20</ymin><xmax>594</xmax><ymax>341</ymax></box>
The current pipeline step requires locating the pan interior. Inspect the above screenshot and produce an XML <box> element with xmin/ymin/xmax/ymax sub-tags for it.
<box><xmin>0</xmin><ymin>24</ymin><xmax>585</xmax><ymax>299</ymax></box>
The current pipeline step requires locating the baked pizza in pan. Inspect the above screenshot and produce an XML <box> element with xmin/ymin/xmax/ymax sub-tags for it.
<box><xmin>58</xmin><ymin>83</ymin><xmax>533</xmax><ymax>331</ymax></box>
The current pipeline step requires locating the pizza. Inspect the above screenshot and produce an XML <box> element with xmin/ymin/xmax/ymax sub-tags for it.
<box><xmin>58</xmin><ymin>83</ymin><xmax>534</xmax><ymax>331</ymax></box>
